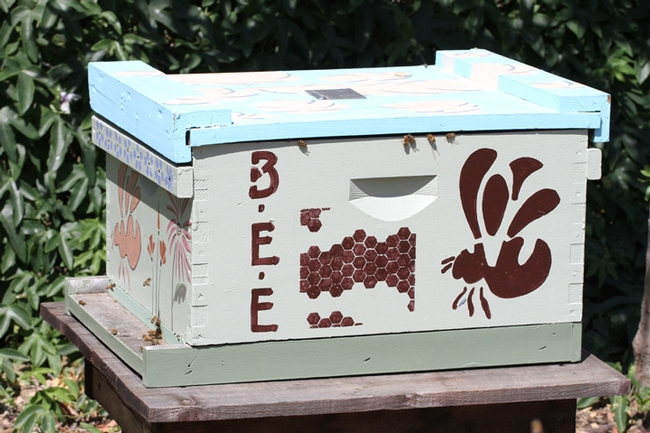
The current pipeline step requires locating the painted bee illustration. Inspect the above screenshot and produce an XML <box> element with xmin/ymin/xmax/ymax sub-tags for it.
<box><xmin>441</xmin><ymin>148</ymin><xmax>560</xmax><ymax>318</ymax></box>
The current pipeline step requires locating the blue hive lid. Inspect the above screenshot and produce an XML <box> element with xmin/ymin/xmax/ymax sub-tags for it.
<box><xmin>89</xmin><ymin>49</ymin><xmax>610</xmax><ymax>164</ymax></box>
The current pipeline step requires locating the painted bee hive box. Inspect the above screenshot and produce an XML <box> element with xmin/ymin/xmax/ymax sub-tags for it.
<box><xmin>67</xmin><ymin>49</ymin><xmax>609</xmax><ymax>387</ymax></box>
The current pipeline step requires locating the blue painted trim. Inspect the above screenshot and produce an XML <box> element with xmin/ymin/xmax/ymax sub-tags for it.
<box><xmin>89</xmin><ymin>62</ymin><xmax>231</xmax><ymax>163</ymax></box>
<box><xmin>435</xmin><ymin>49</ymin><xmax>610</xmax><ymax>142</ymax></box>
<box><xmin>191</xmin><ymin>112</ymin><xmax>598</xmax><ymax>145</ymax></box>
<box><xmin>89</xmin><ymin>50</ymin><xmax>611</xmax><ymax>163</ymax></box>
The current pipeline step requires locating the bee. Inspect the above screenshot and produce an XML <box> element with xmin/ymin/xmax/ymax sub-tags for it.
<box><xmin>446</xmin><ymin>132</ymin><xmax>456</xmax><ymax>143</ymax></box>
<box><xmin>143</xmin><ymin>335</ymin><xmax>153</xmax><ymax>342</ymax></box>
<box><xmin>106</xmin><ymin>283</ymin><xmax>116</xmax><ymax>291</ymax></box>
<box><xmin>139</xmin><ymin>346</ymin><xmax>144</xmax><ymax>352</ymax></box>
<box><xmin>151</xmin><ymin>316</ymin><xmax>161</xmax><ymax>327</ymax></box>
<box><xmin>143</xmin><ymin>278</ymin><xmax>151</xmax><ymax>286</ymax></box>
<box><xmin>148</xmin><ymin>329</ymin><xmax>157</xmax><ymax>336</ymax></box>
<box><xmin>78</xmin><ymin>300</ymin><xmax>86</xmax><ymax>306</ymax></box>
<box><xmin>297</xmin><ymin>139</ymin><xmax>307</xmax><ymax>147</ymax></box>
<box><xmin>427</xmin><ymin>134</ymin><xmax>436</xmax><ymax>143</ymax></box>
<box><xmin>111</xmin><ymin>328</ymin><xmax>118</xmax><ymax>335</ymax></box>
<box><xmin>402</xmin><ymin>134</ymin><xmax>415</xmax><ymax>146</ymax></box>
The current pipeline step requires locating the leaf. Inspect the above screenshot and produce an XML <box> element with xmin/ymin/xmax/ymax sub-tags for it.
<box><xmin>0</xmin><ymin>304</ymin><xmax>32</xmax><ymax>337</ymax></box>
<box><xmin>8</xmin><ymin>143</ymin><xmax>26</xmax><ymax>180</ymax></box>
<box><xmin>2</xmin><ymin>358</ymin><xmax>17</xmax><ymax>382</ymax></box>
<box><xmin>610</xmin><ymin>394</ymin><xmax>628</xmax><ymax>433</ymax></box>
<box><xmin>40</xmin><ymin>411</ymin><xmax>57</xmax><ymax>433</ymax></box>
<box><xmin>0</xmin><ymin>20</ymin><xmax>14</xmax><ymax>47</ymax></box>
<box><xmin>0</xmin><ymin>107</ymin><xmax>18</xmax><ymax>163</ymax></box>
<box><xmin>20</xmin><ymin>333</ymin><xmax>57</xmax><ymax>367</ymax></box>
<box><xmin>79</xmin><ymin>422</ymin><xmax>103</xmax><ymax>433</ymax></box>
<box><xmin>68</xmin><ymin>176</ymin><xmax>89</xmax><ymax>211</ymax></box>
<box><xmin>13</xmin><ymin>404</ymin><xmax>45</xmax><ymax>433</ymax></box>
<box><xmin>47</xmin><ymin>117</ymin><xmax>68</xmax><ymax>175</ymax></box>
<box><xmin>17</xmin><ymin>71</ymin><xmax>35</xmax><ymax>115</ymax></box>
<box><xmin>577</xmin><ymin>396</ymin><xmax>600</xmax><ymax>409</ymax></box>
<box><xmin>637</xmin><ymin>61</ymin><xmax>650</xmax><ymax>85</ymax></box>
<box><xmin>45</xmin><ymin>386</ymin><xmax>75</xmax><ymax>404</ymax></box>
<box><xmin>63</xmin><ymin>376</ymin><xmax>79</xmax><ymax>396</ymax></box>
<box><xmin>0</xmin><ymin>203</ymin><xmax>26</xmax><ymax>262</ymax></box>
<box><xmin>19</xmin><ymin>11</ymin><xmax>39</xmax><ymax>62</ymax></box>
<box><xmin>44</xmin><ymin>276</ymin><xmax>65</xmax><ymax>298</ymax></box>
<box><xmin>0</xmin><ymin>0</ymin><xmax>17</xmax><ymax>14</ymax></box>
<box><xmin>90</xmin><ymin>39</ymin><xmax>113</xmax><ymax>51</ymax></box>
<box><xmin>8</xmin><ymin>178</ymin><xmax>24</xmax><ymax>225</ymax></box>
<box><xmin>58</xmin><ymin>235</ymin><xmax>74</xmax><ymax>270</ymax></box>
<box><xmin>100</xmin><ymin>11</ymin><xmax>122</xmax><ymax>33</ymax></box>
<box><xmin>1</xmin><ymin>245</ymin><xmax>16</xmax><ymax>273</ymax></box>
<box><xmin>0</xmin><ymin>348</ymin><xmax>30</xmax><ymax>362</ymax></box>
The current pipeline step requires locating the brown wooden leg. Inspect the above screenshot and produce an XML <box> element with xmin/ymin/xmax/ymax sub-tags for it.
<box><xmin>87</xmin><ymin>364</ymin><xmax>153</xmax><ymax>433</ymax></box>
<box><xmin>150</xmin><ymin>399</ymin><xmax>576</xmax><ymax>433</ymax></box>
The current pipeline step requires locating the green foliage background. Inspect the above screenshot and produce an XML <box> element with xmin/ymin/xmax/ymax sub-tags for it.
<box><xmin>1</xmin><ymin>0</ymin><xmax>649</xmax><ymax>376</ymax></box>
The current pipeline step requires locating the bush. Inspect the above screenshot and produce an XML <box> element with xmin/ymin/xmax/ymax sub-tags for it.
<box><xmin>0</xmin><ymin>0</ymin><xmax>648</xmax><ymax>384</ymax></box>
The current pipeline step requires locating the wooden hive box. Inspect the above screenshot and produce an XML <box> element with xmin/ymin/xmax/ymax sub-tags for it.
<box><xmin>67</xmin><ymin>49</ymin><xmax>610</xmax><ymax>387</ymax></box>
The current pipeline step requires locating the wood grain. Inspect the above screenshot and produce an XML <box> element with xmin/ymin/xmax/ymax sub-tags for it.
<box><xmin>41</xmin><ymin>302</ymin><xmax>629</xmax><ymax>424</ymax></box>
<box><xmin>139</xmin><ymin>399</ymin><xmax>576</xmax><ymax>433</ymax></box>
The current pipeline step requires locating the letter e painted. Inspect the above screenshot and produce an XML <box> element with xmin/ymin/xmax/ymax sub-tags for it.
<box><xmin>251</xmin><ymin>288</ymin><xmax>278</xmax><ymax>332</ymax></box>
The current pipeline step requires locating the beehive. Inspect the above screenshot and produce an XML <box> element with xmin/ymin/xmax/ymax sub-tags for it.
<box><xmin>67</xmin><ymin>49</ymin><xmax>609</xmax><ymax>387</ymax></box>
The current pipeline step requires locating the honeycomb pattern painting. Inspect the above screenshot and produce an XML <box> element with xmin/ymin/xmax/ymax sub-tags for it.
<box><xmin>307</xmin><ymin>311</ymin><xmax>361</xmax><ymax>328</ymax></box>
<box><xmin>300</xmin><ymin>208</ymin><xmax>330</xmax><ymax>233</ymax></box>
<box><xmin>300</xmin><ymin>228</ymin><xmax>416</xmax><ymax>312</ymax></box>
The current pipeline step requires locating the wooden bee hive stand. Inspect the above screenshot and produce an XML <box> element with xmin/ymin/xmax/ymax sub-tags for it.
<box><xmin>43</xmin><ymin>301</ymin><xmax>628</xmax><ymax>433</ymax></box>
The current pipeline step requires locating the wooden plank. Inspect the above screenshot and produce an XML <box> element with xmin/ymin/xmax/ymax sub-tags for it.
<box><xmin>41</xmin><ymin>302</ymin><xmax>629</xmax><ymax>424</ymax></box>
<box><xmin>169</xmin><ymin>400</ymin><xmax>576</xmax><ymax>433</ymax></box>
<box><xmin>65</xmin><ymin>279</ymin><xmax>583</xmax><ymax>387</ymax></box>
<box><xmin>142</xmin><ymin>322</ymin><xmax>581</xmax><ymax>387</ymax></box>
<box><xmin>67</xmin><ymin>292</ymin><xmax>154</xmax><ymax>368</ymax></box>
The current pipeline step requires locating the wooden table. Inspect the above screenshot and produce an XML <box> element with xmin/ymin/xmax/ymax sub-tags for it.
<box><xmin>42</xmin><ymin>302</ymin><xmax>629</xmax><ymax>433</ymax></box>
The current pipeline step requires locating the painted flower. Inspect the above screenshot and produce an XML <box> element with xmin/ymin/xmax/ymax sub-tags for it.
<box><xmin>147</xmin><ymin>235</ymin><xmax>155</xmax><ymax>257</ymax></box>
<box><xmin>144</xmin><ymin>152</ymin><xmax>153</xmax><ymax>178</ymax></box>
<box><xmin>113</xmin><ymin>164</ymin><xmax>143</xmax><ymax>289</ymax></box>
<box><xmin>166</xmin><ymin>192</ymin><xmax>192</xmax><ymax>283</ymax></box>
<box><xmin>160</xmin><ymin>240</ymin><xmax>167</xmax><ymax>265</ymax></box>
<box><xmin>164</xmin><ymin>165</ymin><xmax>174</xmax><ymax>192</ymax></box>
